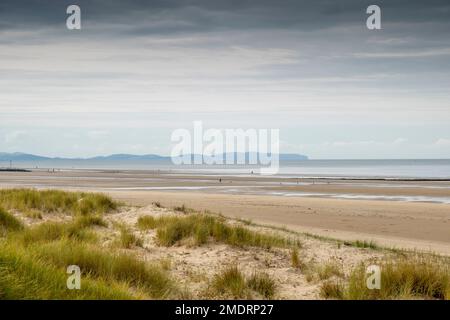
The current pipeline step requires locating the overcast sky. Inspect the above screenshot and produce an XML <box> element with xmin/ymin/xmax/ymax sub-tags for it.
<box><xmin>1</xmin><ymin>0</ymin><xmax>450</xmax><ymax>159</ymax></box>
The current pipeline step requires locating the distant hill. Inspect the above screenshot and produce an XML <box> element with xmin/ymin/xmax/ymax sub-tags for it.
<box><xmin>0</xmin><ymin>152</ymin><xmax>169</xmax><ymax>162</ymax></box>
<box><xmin>0</xmin><ymin>152</ymin><xmax>50</xmax><ymax>161</ymax></box>
<box><xmin>0</xmin><ymin>152</ymin><xmax>308</xmax><ymax>168</ymax></box>
<box><xmin>0</xmin><ymin>152</ymin><xmax>308</xmax><ymax>162</ymax></box>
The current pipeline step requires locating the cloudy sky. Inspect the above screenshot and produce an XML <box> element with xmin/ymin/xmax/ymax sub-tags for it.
<box><xmin>1</xmin><ymin>0</ymin><xmax>450</xmax><ymax>159</ymax></box>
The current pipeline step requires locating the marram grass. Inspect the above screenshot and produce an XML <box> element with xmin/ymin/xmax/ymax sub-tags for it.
<box><xmin>320</xmin><ymin>255</ymin><xmax>450</xmax><ymax>300</ymax></box>
<box><xmin>0</xmin><ymin>189</ymin><xmax>177</xmax><ymax>300</ymax></box>
<box><xmin>0</xmin><ymin>242</ymin><xmax>135</xmax><ymax>300</ymax></box>
<box><xmin>210</xmin><ymin>264</ymin><xmax>276</xmax><ymax>299</ymax></box>
<box><xmin>138</xmin><ymin>213</ymin><xmax>295</xmax><ymax>249</ymax></box>
<box><xmin>0</xmin><ymin>206</ymin><xmax>24</xmax><ymax>234</ymax></box>
<box><xmin>0</xmin><ymin>188</ymin><xmax>116</xmax><ymax>216</ymax></box>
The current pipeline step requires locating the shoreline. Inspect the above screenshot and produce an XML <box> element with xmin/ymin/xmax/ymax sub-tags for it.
<box><xmin>1</xmin><ymin>169</ymin><xmax>449</xmax><ymax>255</ymax></box>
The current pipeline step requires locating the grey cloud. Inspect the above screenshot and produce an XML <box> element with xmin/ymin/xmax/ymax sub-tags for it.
<box><xmin>1</xmin><ymin>0</ymin><xmax>450</xmax><ymax>33</ymax></box>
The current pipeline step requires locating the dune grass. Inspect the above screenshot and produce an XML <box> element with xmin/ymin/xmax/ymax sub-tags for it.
<box><xmin>291</xmin><ymin>247</ymin><xmax>303</xmax><ymax>269</ymax></box>
<box><xmin>137</xmin><ymin>215</ymin><xmax>173</xmax><ymax>230</ymax></box>
<box><xmin>118</xmin><ymin>226</ymin><xmax>143</xmax><ymax>248</ymax></box>
<box><xmin>27</xmin><ymin>240</ymin><xmax>175</xmax><ymax>299</ymax></box>
<box><xmin>0</xmin><ymin>189</ymin><xmax>117</xmax><ymax>216</ymax></box>
<box><xmin>0</xmin><ymin>189</ymin><xmax>177</xmax><ymax>300</ymax></box>
<box><xmin>11</xmin><ymin>214</ymin><xmax>107</xmax><ymax>246</ymax></box>
<box><xmin>345</xmin><ymin>240</ymin><xmax>379</xmax><ymax>250</ymax></box>
<box><xmin>320</xmin><ymin>280</ymin><xmax>345</xmax><ymax>299</ymax></box>
<box><xmin>138</xmin><ymin>214</ymin><xmax>294</xmax><ymax>249</ymax></box>
<box><xmin>0</xmin><ymin>206</ymin><xmax>24</xmax><ymax>234</ymax></box>
<box><xmin>211</xmin><ymin>265</ymin><xmax>276</xmax><ymax>299</ymax></box>
<box><xmin>2</xmin><ymin>229</ymin><xmax>175</xmax><ymax>299</ymax></box>
<box><xmin>317</xmin><ymin>261</ymin><xmax>344</xmax><ymax>280</ymax></box>
<box><xmin>247</xmin><ymin>272</ymin><xmax>276</xmax><ymax>299</ymax></box>
<box><xmin>0</xmin><ymin>242</ymin><xmax>134</xmax><ymax>300</ymax></box>
<box><xmin>320</xmin><ymin>255</ymin><xmax>450</xmax><ymax>300</ymax></box>
<box><xmin>212</xmin><ymin>265</ymin><xmax>248</xmax><ymax>299</ymax></box>
<box><xmin>2</xmin><ymin>188</ymin><xmax>447</xmax><ymax>301</ymax></box>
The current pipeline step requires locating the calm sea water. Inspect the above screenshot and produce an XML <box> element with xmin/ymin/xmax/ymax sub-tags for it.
<box><xmin>276</xmin><ymin>159</ymin><xmax>450</xmax><ymax>179</ymax></box>
<box><xmin>13</xmin><ymin>159</ymin><xmax>450</xmax><ymax>179</ymax></box>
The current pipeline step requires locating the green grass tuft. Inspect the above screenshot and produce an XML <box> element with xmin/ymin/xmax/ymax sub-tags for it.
<box><xmin>29</xmin><ymin>240</ymin><xmax>175</xmax><ymax>299</ymax></box>
<box><xmin>211</xmin><ymin>265</ymin><xmax>277</xmax><ymax>299</ymax></box>
<box><xmin>0</xmin><ymin>242</ymin><xmax>135</xmax><ymax>299</ymax></box>
<box><xmin>247</xmin><ymin>272</ymin><xmax>276</xmax><ymax>299</ymax></box>
<box><xmin>317</xmin><ymin>261</ymin><xmax>344</xmax><ymax>280</ymax></box>
<box><xmin>140</xmin><ymin>213</ymin><xmax>293</xmax><ymax>249</ymax></box>
<box><xmin>12</xmin><ymin>221</ymin><xmax>98</xmax><ymax>245</ymax></box>
<box><xmin>119</xmin><ymin>226</ymin><xmax>143</xmax><ymax>248</ymax></box>
<box><xmin>320</xmin><ymin>255</ymin><xmax>450</xmax><ymax>300</ymax></box>
<box><xmin>0</xmin><ymin>189</ymin><xmax>117</xmax><ymax>216</ymax></box>
<box><xmin>212</xmin><ymin>265</ymin><xmax>248</xmax><ymax>299</ymax></box>
<box><xmin>0</xmin><ymin>207</ymin><xmax>24</xmax><ymax>234</ymax></box>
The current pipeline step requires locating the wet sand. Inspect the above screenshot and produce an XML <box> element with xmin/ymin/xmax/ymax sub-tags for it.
<box><xmin>1</xmin><ymin>169</ymin><xmax>449</xmax><ymax>254</ymax></box>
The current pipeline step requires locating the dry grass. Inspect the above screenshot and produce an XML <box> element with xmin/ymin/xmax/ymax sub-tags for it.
<box><xmin>320</xmin><ymin>281</ymin><xmax>344</xmax><ymax>299</ymax></box>
<box><xmin>138</xmin><ymin>213</ymin><xmax>294</xmax><ymax>249</ymax></box>
<box><xmin>317</xmin><ymin>261</ymin><xmax>344</xmax><ymax>280</ymax></box>
<box><xmin>344</xmin><ymin>240</ymin><xmax>379</xmax><ymax>250</ymax></box>
<box><xmin>291</xmin><ymin>247</ymin><xmax>302</xmax><ymax>269</ymax></box>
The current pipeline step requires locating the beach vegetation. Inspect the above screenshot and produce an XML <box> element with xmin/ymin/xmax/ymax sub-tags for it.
<box><xmin>212</xmin><ymin>264</ymin><xmax>248</xmax><ymax>298</ymax></box>
<box><xmin>317</xmin><ymin>261</ymin><xmax>344</xmax><ymax>280</ymax></box>
<box><xmin>320</xmin><ymin>255</ymin><xmax>450</xmax><ymax>300</ymax></box>
<box><xmin>118</xmin><ymin>225</ymin><xmax>143</xmax><ymax>248</ymax></box>
<box><xmin>247</xmin><ymin>272</ymin><xmax>276</xmax><ymax>299</ymax></box>
<box><xmin>0</xmin><ymin>189</ymin><xmax>117</xmax><ymax>216</ymax></box>
<box><xmin>138</xmin><ymin>213</ymin><xmax>294</xmax><ymax>248</ymax></box>
<box><xmin>0</xmin><ymin>242</ymin><xmax>135</xmax><ymax>299</ymax></box>
<box><xmin>320</xmin><ymin>280</ymin><xmax>345</xmax><ymax>299</ymax></box>
<box><xmin>345</xmin><ymin>240</ymin><xmax>378</xmax><ymax>249</ymax></box>
<box><xmin>211</xmin><ymin>265</ymin><xmax>277</xmax><ymax>299</ymax></box>
<box><xmin>0</xmin><ymin>206</ymin><xmax>24</xmax><ymax>234</ymax></box>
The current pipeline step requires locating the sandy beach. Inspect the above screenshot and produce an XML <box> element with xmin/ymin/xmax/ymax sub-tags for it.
<box><xmin>1</xmin><ymin>169</ymin><xmax>449</xmax><ymax>255</ymax></box>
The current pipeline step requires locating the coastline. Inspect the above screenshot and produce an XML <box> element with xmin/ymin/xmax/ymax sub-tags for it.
<box><xmin>1</xmin><ymin>169</ymin><xmax>449</xmax><ymax>255</ymax></box>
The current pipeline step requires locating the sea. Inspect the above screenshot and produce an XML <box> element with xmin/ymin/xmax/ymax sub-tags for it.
<box><xmin>7</xmin><ymin>159</ymin><xmax>450</xmax><ymax>180</ymax></box>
